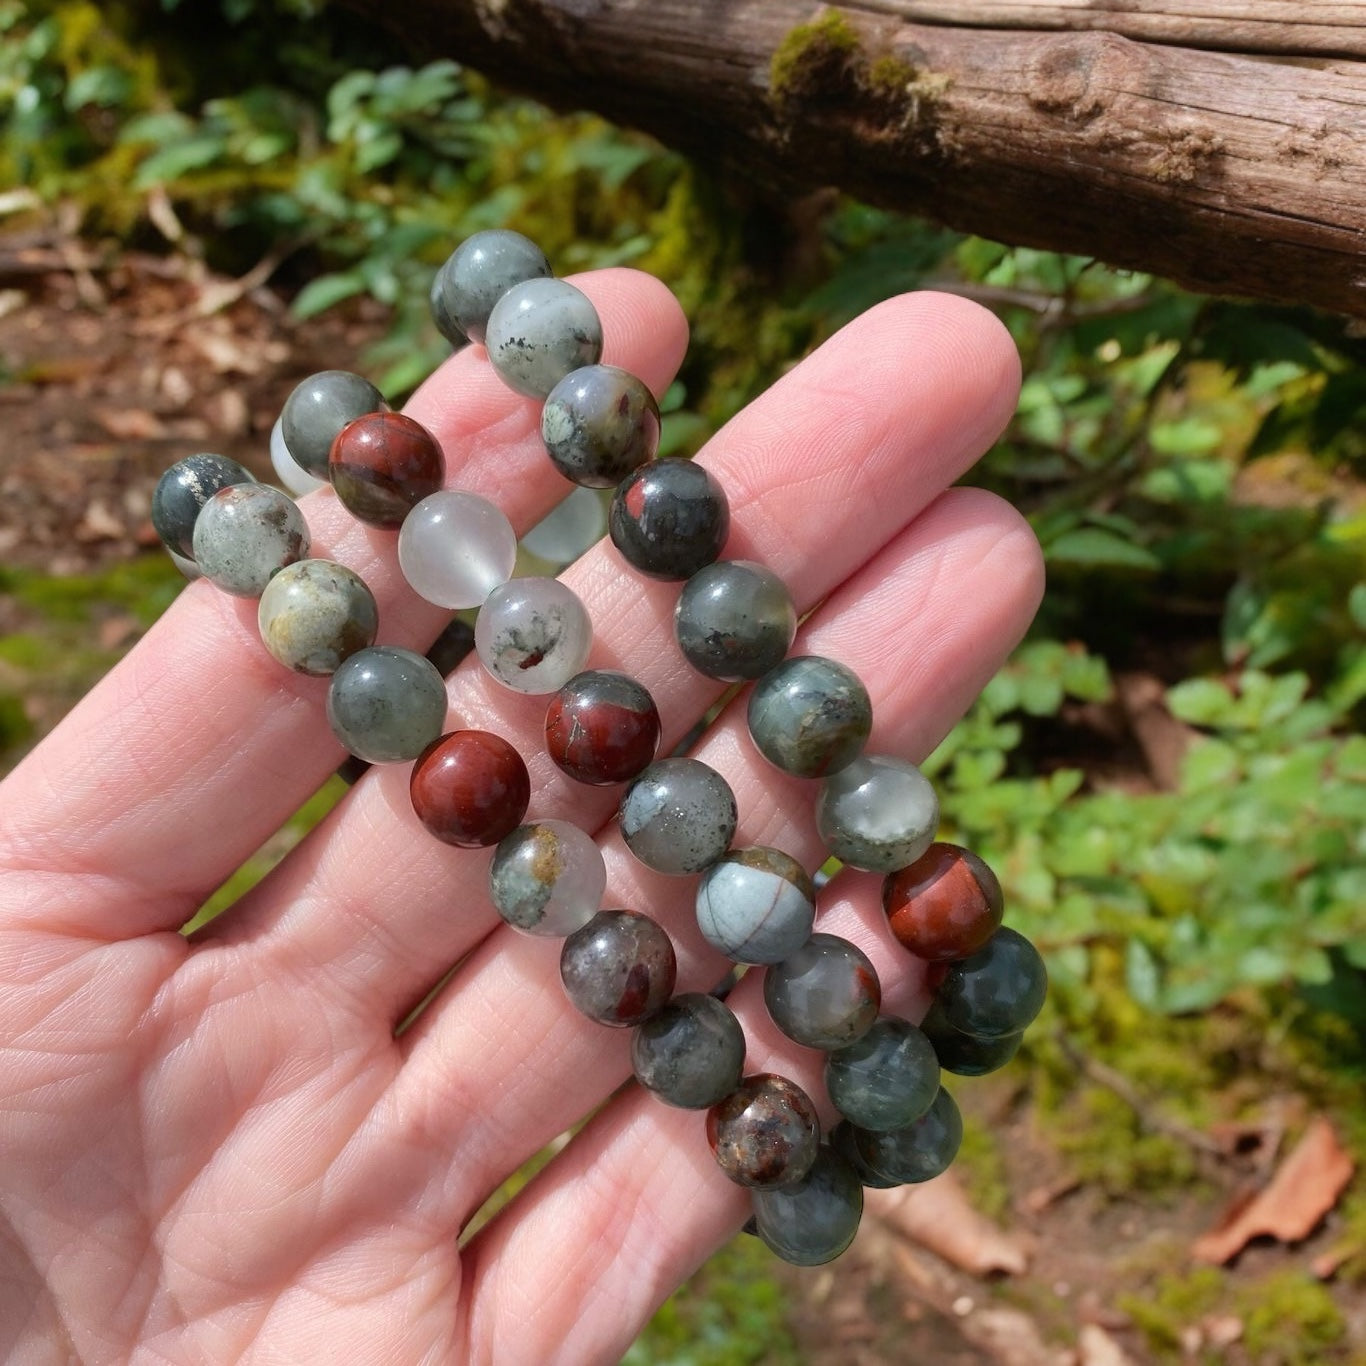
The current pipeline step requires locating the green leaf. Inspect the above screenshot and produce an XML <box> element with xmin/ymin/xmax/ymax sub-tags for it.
<box><xmin>1045</xmin><ymin>528</ymin><xmax>1161</xmax><ymax>571</ymax></box>
<box><xmin>132</xmin><ymin>134</ymin><xmax>228</xmax><ymax>186</ymax></box>
<box><xmin>1125</xmin><ymin>939</ymin><xmax>1162</xmax><ymax>1010</ymax></box>
<box><xmin>291</xmin><ymin>270</ymin><xmax>366</xmax><ymax>318</ymax></box>
<box><xmin>1166</xmin><ymin>678</ymin><xmax>1233</xmax><ymax>726</ymax></box>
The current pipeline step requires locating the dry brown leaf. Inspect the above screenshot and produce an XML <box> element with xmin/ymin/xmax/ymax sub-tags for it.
<box><xmin>1192</xmin><ymin>1116</ymin><xmax>1353</xmax><ymax>1263</ymax></box>
<box><xmin>868</xmin><ymin>1170</ymin><xmax>1031</xmax><ymax>1276</ymax></box>
<box><xmin>94</xmin><ymin>407</ymin><xmax>167</xmax><ymax>440</ymax></box>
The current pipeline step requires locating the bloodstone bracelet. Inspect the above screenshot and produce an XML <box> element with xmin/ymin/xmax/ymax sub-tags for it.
<box><xmin>153</xmin><ymin>228</ymin><xmax>1048</xmax><ymax>1269</ymax></box>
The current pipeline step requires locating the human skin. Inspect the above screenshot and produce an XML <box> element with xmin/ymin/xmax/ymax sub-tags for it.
<box><xmin>0</xmin><ymin>270</ymin><xmax>1042</xmax><ymax>1365</ymax></box>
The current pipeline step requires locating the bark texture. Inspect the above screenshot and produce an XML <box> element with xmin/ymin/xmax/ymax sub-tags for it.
<box><xmin>340</xmin><ymin>0</ymin><xmax>1366</xmax><ymax>315</ymax></box>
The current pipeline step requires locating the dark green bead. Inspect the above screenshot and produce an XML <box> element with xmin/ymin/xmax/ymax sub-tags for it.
<box><xmin>853</xmin><ymin>1086</ymin><xmax>963</xmax><ymax>1185</ymax></box>
<box><xmin>936</xmin><ymin>927</ymin><xmax>1048</xmax><ymax>1040</ymax></box>
<box><xmin>432</xmin><ymin>229</ymin><xmax>552</xmax><ymax>345</ymax></box>
<box><xmin>281</xmin><ymin>370</ymin><xmax>385</xmax><ymax>478</ymax></box>
<box><xmin>751</xmin><ymin>1146</ymin><xmax>864</xmax><ymax>1266</ymax></box>
<box><xmin>825</xmin><ymin>1016</ymin><xmax>940</xmax><ymax>1132</ymax></box>
<box><xmin>542</xmin><ymin>365</ymin><xmax>660</xmax><ymax>488</ymax></box>
<box><xmin>830</xmin><ymin>1121</ymin><xmax>899</xmax><ymax>1189</ymax></box>
<box><xmin>746</xmin><ymin>656</ymin><xmax>871</xmax><ymax>778</ymax></box>
<box><xmin>674</xmin><ymin>560</ymin><xmax>797</xmax><ymax>682</ymax></box>
<box><xmin>919</xmin><ymin>1001</ymin><xmax>1024</xmax><ymax>1076</ymax></box>
<box><xmin>152</xmin><ymin>454</ymin><xmax>254</xmax><ymax>559</ymax></box>
<box><xmin>631</xmin><ymin>992</ymin><xmax>746</xmax><ymax>1109</ymax></box>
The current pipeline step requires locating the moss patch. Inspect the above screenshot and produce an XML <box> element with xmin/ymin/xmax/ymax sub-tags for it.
<box><xmin>768</xmin><ymin>10</ymin><xmax>861</xmax><ymax>108</ymax></box>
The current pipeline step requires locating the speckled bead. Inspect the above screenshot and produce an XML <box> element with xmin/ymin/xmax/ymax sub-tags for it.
<box><xmin>328</xmin><ymin>411</ymin><xmax>445</xmax><ymax>529</ymax></box>
<box><xmin>409</xmin><ymin>729</ymin><xmax>531</xmax><ymax>848</ymax></box>
<box><xmin>399</xmin><ymin>490</ymin><xmax>517</xmax><ymax>610</ymax></box>
<box><xmin>609</xmin><ymin>458</ymin><xmax>730</xmax><ymax>581</ymax></box>
<box><xmin>485</xmin><ymin>277</ymin><xmax>603</xmax><ymax>398</ymax></box>
<box><xmin>707</xmin><ymin>1073</ymin><xmax>821</xmax><ymax>1190</ymax></box>
<box><xmin>630</xmin><ymin>992</ymin><xmax>746</xmax><ymax>1109</ymax></box>
<box><xmin>191</xmin><ymin>483</ymin><xmax>309</xmax><ymax>597</ymax></box>
<box><xmin>751</xmin><ymin>1146</ymin><xmax>864</xmax><ymax>1267</ymax></box>
<box><xmin>673</xmin><ymin>560</ymin><xmax>797</xmax><ymax>682</ymax></box>
<box><xmin>152</xmin><ymin>453</ymin><xmax>255</xmax><ymax>558</ymax></box>
<box><xmin>488</xmin><ymin>820</ymin><xmax>606</xmax><ymax>938</ymax></box>
<box><xmin>619</xmin><ymin>758</ymin><xmax>738</xmax><ymax>876</ymax></box>
<box><xmin>257</xmin><ymin>559</ymin><xmax>378</xmax><ymax>676</ymax></box>
<box><xmin>474</xmin><ymin>576</ymin><xmax>593</xmax><ymax>694</ymax></box>
<box><xmin>560</xmin><ymin>909</ymin><xmax>677</xmax><ymax>1027</ymax></box>
<box><xmin>882</xmin><ymin>842</ymin><xmax>1004</xmax><ymax>962</ymax></box>
<box><xmin>431</xmin><ymin>229</ymin><xmax>552</xmax><ymax>345</ymax></box>
<box><xmin>816</xmin><ymin>754</ymin><xmax>939</xmax><ymax>873</ymax></box>
<box><xmin>325</xmin><ymin>646</ymin><xmax>447</xmax><ymax>764</ymax></box>
<box><xmin>281</xmin><ymin>370</ymin><xmax>386</xmax><ymax>478</ymax></box>
<box><xmin>934</xmin><ymin>927</ymin><xmax>1048</xmax><ymax>1040</ymax></box>
<box><xmin>270</xmin><ymin>416</ymin><xmax>326</xmax><ymax>496</ymax></box>
<box><xmin>695</xmin><ymin>847</ymin><xmax>816</xmax><ymax>966</ymax></box>
<box><xmin>541</xmin><ymin>364</ymin><xmax>661</xmax><ymax>488</ymax></box>
<box><xmin>747</xmin><ymin>656</ymin><xmax>872</xmax><ymax>778</ymax></box>
<box><xmin>544</xmin><ymin>669</ymin><xmax>661</xmax><ymax>786</ymax></box>
<box><xmin>918</xmin><ymin>1001</ymin><xmax>1023</xmax><ymax>1076</ymax></box>
<box><xmin>763</xmin><ymin>933</ymin><xmax>881</xmax><ymax>1050</ymax></box>
<box><xmin>848</xmin><ymin>1086</ymin><xmax>963</xmax><ymax>1186</ymax></box>
<box><xmin>825</xmin><ymin>1017</ymin><xmax>940</xmax><ymax>1132</ymax></box>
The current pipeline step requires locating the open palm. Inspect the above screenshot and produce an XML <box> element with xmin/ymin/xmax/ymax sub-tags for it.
<box><xmin>0</xmin><ymin>272</ymin><xmax>1041</xmax><ymax>1365</ymax></box>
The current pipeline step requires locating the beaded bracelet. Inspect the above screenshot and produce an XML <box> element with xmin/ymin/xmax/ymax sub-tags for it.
<box><xmin>152</xmin><ymin>229</ymin><xmax>1048</xmax><ymax>1269</ymax></box>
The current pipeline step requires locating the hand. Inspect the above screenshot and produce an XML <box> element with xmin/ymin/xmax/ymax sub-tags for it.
<box><xmin>0</xmin><ymin>271</ymin><xmax>1040</xmax><ymax>1365</ymax></box>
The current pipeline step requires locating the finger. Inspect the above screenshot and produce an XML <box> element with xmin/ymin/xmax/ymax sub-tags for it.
<box><xmin>0</xmin><ymin>271</ymin><xmax>689</xmax><ymax>938</ymax></box>
<box><xmin>219</xmin><ymin>294</ymin><xmax>1022</xmax><ymax>1016</ymax></box>
<box><xmin>387</xmin><ymin>489</ymin><xmax>1042</xmax><ymax>1223</ymax></box>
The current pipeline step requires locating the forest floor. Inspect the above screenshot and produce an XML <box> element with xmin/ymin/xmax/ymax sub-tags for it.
<box><xmin>2</xmin><ymin>244</ymin><xmax>1363</xmax><ymax>1366</ymax></box>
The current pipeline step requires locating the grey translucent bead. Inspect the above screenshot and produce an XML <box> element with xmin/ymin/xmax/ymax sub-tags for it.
<box><xmin>630</xmin><ymin>992</ymin><xmax>746</xmax><ymax>1109</ymax></box>
<box><xmin>257</xmin><ymin>559</ymin><xmax>378</xmax><ymax>676</ymax></box>
<box><xmin>168</xmin><ymin>548</ymin><xmax>201</xmax><ymax>581</ymax></box>
<box><xmin>752</xmin><ymin>1146</ymin><xmax>864</xmax><ymax>1267</ymax></box>
<box><xmin>280</xmin><ymin>370</ymin><xmax>385</xmax><ymax>478</ymax></box>
<box><xmin>269</xmin><ymin>416</ymin><xmax>326</xmax><ymax>496</ymax></box>
<box><xmin>560</xmin><ymin>909</ymin><xmax>677</xmax><ymax>1027</ymax></box>
<box><xmin>431</xmin><ymin>230</ymin><xmax>552</xmax><ymax>345</ymax></box>
<box><xmin>488</xmin><ymin>820</ymin><xmax>606</xmax><ymax>938</ymax></box>
<box><xmin>619</xmin><ymin>758</ymin><xmax>738</xmax><ymax>876</ymax></box>
<box><xmin>851</xmin><ymin>1086</ymin><xmax>963</xmax><ymax>1185</ymax></box>
<box><xmin>816</xmin><ymin>754</ymin><xmax>939</xmax><ymax>873</ymax></box>
<box><xmin>191</xmin><ymin>483</ymin><xmax>309</xmax><ymax>598</ymax></box>
<box><xmin>695</xmin><ymin>847</ymin><xmax>815</xmax><ymax>965</ymax></box>
<box><xmin>521</xmin><ymin>486</ymin><xmax>606</xmax><ymax>568</ymax></box>
<box><xmin>325</xmin><ymin>646</ymin><xmax>447</xmax><ymax>763</ymax></box>
<box><xmin>485</xmin><ymin>277</ymin><xmax>604</xmax><ymax>399</ymax></box>
<box><xmin>825</xmin><ymin>1016</ymin><xmax>940</xmax><ymax>1132</ymax></box>
<box><xmin>474</xmin><ymin>576</ymin><xmax>593</xmax><ymax>694</ymax></box>
<box><xmin>747</xmin><ymin>655</ymin><xmax>872</xmax><ymax>778</ymax></box>
<box><xmin>763</xmin><ymin>933</ymin><xmax>881</xmax><ymax>1049</ymax></box>
<box><xmin>152</xmin><ymin>453</ymin><xmax>255</xmax><ymax>558</ymax></box>
<box><xmin>541</xmin><ymin>364</ymin><xmax>660</xmax><ymax>488</ymax></box>
<box><xmin>399</xmin><ymin>491</ymin><xmax>517</xmax><ymax>611</ymax></box>
<box><xmin>674</xmin><ymin>560</ymin><xmax>796</xmax><ymax>682</ymax></box>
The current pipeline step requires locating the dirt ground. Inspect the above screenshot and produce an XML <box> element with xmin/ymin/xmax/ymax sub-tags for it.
<box><xmin>2</xmin><ymin>243</ymin><xmax>1362</xmax><ymax>1366</ymax></box>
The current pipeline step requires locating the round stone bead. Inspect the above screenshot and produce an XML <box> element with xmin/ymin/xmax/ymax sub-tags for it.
<box><xmin>619</xmin><ymin>758</ymin><xmax>737</xmax><ymax>875</ymax></box>
<box><xmin>475</xmin><ymin>577</ymin><xmax>593</xmax><ymax>694</ymax></box>
<box><xmin>752</xmin><ymin>1145</ymin><xmax>864</xmax><ymax>1267</ymax></box>
<box><xmin>935</xmin><ymin>927</ymin><xmax>1048</xmax><ymax>1040</ymax></box>
<box><xmin>325</xmin><ymin>646</ymin><xmax>447</xmax><ymax>764</ymax></box>
<box><xmin>191</xmin><ymin>483</ymin><xmax>309</xmax><ymax>598</ymax></box>
<box><xmin>630</xmin><ymin>992</ymin><xmax>746</xmax><ymax>1109</ymax></box>
<box><xmin>882</xmin><ymin>842</ymin><xmax>1004</xmax><ymax>962</ymax></box>
<box><xmin>270</xmin><ymin>416</ymin><xmax>326</xmax><ymax>496</ymax></box>
<box><xmin>850</xmin><ymin>1086</ymin><xmax>963</xmax><ymax>1185</ymax></box>
<box><xmin>485</xmin><ymin>277</ymin><xmax>603</xmax><ymax>398</ymax></box>
<box><xmin>707</xmin><ymin>1073</ymin><xmax>821</xmax><ymax>1190</ymax></box>
<box><xmin>541</xmin><ymin>364</ymin><xmax>661</xmax><ymax>488</ymax></box>
<box><xmin>825</xmin><ymin>1016</ymin><xmax>940</xmax><ymax>1132</ymax></box>
<box><xmin>747</xmin><ymin>656</ymin><xmax>872</xmax><ymax>778</ymax></box>
<box><xmin>830</xmin><ymin>1121</ymin><xmax>899</xmax><ymax>1189</ymax></box>
<box><xmin>521</xmin><ymin>486</ymin><xmax>606</xmax><ymax>568</ymax></box>
<box><xmin>399</xmin><ymin>490</ymin><xmax>517</xmax><ymax>611</ymax></box>
<box><xmin>431</xmin><ymin>229</ymin><xmax>552</xmax><ymax>345</ymax></box>
<box><xmin>281</xmin><ymin>370</ymin><xmax>386</xmax><ymax>478</ymax></box>
<box><xmin>609</xmin><ymin>459</ymin><xmax>730</xmax><ymax>581</ymax></box>
<box><xmin>674</xmin><ymin>560</ymin><xmax>796</xmax><ymax>682</ymax></box>
<box><xmin>695</xmin><ymin>847</ymin><xmax>816</xmax><ymax>966</ymax></box>
<box><xmin>152</xmin><ymin>453</ymin><xmax>255</xmax><ymax>558</ymax></box>
<box><xmin>816</xmin><ymin>754</ymin><xmax>939</xmax><ymax>873</ymax></box>
<box><xmin>488</xmin><ymin>820</ymin><xmax>606</xmax><ymax>937</ymax></box>
<box><xmin>560</xmin><ymin>909</ymin><xmax>677</xmax><ymax>1027</ymax></box>
<box><xmin>328</xmin><ymin>411</ymin><xmax>445</xmax><ymax>529</ymax></box>
<box><xmin>763</xmin><ymin>933</ymin><xmax>881</xmax><ymax>1049</ymax></box>
<box><xmin>918</xmin><ymin>1001</ymin><xmax>1023</xmax><ymax>1076</ymax></box>
<box><xmin>545</xmin><ymin>669</ymin><xmax>661</xmax><ymax>786</ymax></box>
<box><xmin>409</xmin><ymin>730</ymin><xmax>531</xmax><ymax>848</ymax></box>
<box><xmin>258</xmin><ymin>559</ymin><xmax>378</xmax><ymax>676</ymax></box>
<box><xmin>169</xmin><ymin>548</ymin><xmax>201</xmax><ymax>581</ymax></box>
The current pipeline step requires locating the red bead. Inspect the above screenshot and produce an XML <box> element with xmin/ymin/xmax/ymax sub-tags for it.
<box><xmin>410</xmin><ymin>730</ymin><xmax>530</xmax><ymax>847</ymax></box>
<box><xmin>329</xmin><ymin>411</ymin><xmax>445</xmax><ymax>529</ymax></box>
<box><xmin>881</xmin><ymin>842</ymin><xmax>1004</xmax><ymax>961</ymax></box>
<box><xmin>544</xmin><ymin>669</ymin><xmax>661</xmax><ymax>786</ymax></box>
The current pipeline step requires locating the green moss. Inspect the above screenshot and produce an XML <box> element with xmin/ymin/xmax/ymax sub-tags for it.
<box><xmin>1116</xmin><ymin>1266</ymin><xmax>1225</xmax><ymax>1354</ymax></box>
<box><xmin>862</xmin><ymin>53</ymin><xmax>916</xmax><ymax>99</ymax></box>
<box><xmin>954</xmin><ymin>1114</ymin><xmax>1012</xmax><ymax>1223</ymax></box>
<box><xmin>1239</xmin><ymin>1271</ymin><xmax>1346</xmax><ymax>1363</ymax></box>
<box><xmin>768</xmin><ymin>9</ymin><xmax>860</xmax><ymax>107</ymax></box>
